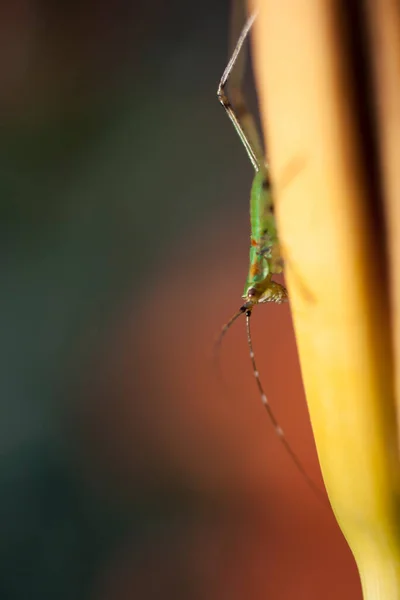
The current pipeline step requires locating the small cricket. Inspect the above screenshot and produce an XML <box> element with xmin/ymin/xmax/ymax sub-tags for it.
<box><xmin>216</xmin><ymin>9</ymin><xmax>324</xmax><ymax>501</ymax></box>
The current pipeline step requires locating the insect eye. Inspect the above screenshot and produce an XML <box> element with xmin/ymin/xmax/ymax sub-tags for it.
<box><xmin>247</xmin><ymin>287</ymin><xmax>257</xmax><ymax>299</ymax></box>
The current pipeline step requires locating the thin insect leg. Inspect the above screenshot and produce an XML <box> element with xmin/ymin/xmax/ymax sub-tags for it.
<box><xmin>217</xmin><ymin>11</ymin><xmax>264</xmax><ymax>171</ymax></box>
<box><xmin>245</xmin><ymin>309</ymin><xmax>327</xmax><ymax>504</ymax></box>
<box><xmin>228</xmin><ymin>0</ymin><xmax>247</xmax><ymax>64</ymax></box>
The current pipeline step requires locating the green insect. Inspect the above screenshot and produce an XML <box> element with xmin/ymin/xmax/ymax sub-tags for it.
<box><xmin>216</xmin><ymin>11</ymin><xmax>324</xmax><ymax>501</ymax></box>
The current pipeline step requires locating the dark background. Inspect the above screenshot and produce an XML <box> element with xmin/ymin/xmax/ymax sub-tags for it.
<box><xmin>0</xmin><ymin>1</ymin><xmax>360</xmax><ymax>598</ymax></box>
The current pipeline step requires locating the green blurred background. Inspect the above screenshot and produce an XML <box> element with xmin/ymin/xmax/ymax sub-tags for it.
<box><xmin>0</xmin><ymin>1</ymin><xmax>360</xmax><ymax>598</ymax></box>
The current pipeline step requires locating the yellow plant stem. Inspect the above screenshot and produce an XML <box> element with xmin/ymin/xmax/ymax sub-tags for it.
<box><xmin>365</xmin><ymin>0</ymin><xmax>400</xmax><ymax>445</ymax></box>
<box><xmin>250</xmin><ymin>1</ymin><xmax>400</xmax><ymax>597</ymax></box>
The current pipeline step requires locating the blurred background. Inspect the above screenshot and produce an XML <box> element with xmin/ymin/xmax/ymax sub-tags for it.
<box><xmin>0</xmin><ymin>1</ymin><xmax>361</xmax><ymax>598</ymax></box>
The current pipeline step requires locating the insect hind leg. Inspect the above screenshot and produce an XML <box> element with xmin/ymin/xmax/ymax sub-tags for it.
<box><xmin>217</xmin><ymin>11</ymin><xmax>264</xmax><ymax>172</ymax></box>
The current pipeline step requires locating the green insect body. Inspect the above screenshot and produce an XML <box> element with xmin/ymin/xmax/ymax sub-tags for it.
<box><xmin>243</xmin><ymin>168</ymin><xmax>287</xmax><ymax>306</ymax></box>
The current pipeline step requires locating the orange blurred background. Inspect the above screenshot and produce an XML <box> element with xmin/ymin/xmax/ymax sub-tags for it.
<box><xmin>0</xmin><ymin>1</ymin><xmax>360</xmax><ymax>598</ymax></box>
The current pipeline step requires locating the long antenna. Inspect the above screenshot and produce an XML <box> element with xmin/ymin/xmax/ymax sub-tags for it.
<box><xmin>214</xmin><ymin>305</ymin><xmax>247</xmax><ymax>363</ymax></box>
<box><xmin>245</xmin><ymin>309</ymin><xmax>327</xmax><ymax>504</ymax></box>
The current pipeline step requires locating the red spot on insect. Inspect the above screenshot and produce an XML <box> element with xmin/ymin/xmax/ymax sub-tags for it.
<box><xmin>251</xmin><ymin>238</ymin><xmax>258</xmax><ymax>247</ymax></box>
<box><xmin>250</xmin><ymin>263</ymin><xmax>260</xmax><ymax>277</ymax></box>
